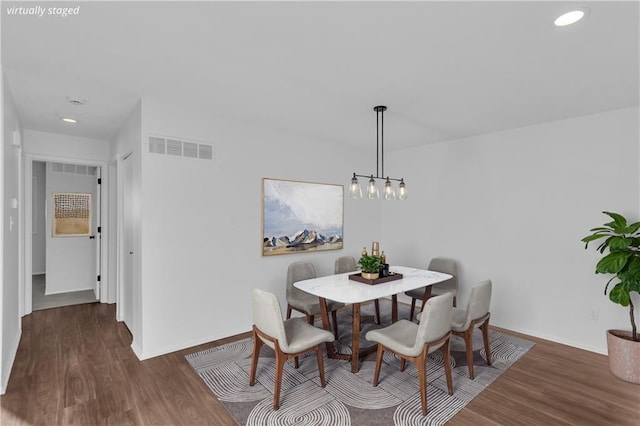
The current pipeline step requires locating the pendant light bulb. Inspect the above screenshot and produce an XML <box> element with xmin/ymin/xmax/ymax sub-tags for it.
<box><xmin>398</xmin><ymin>178</ymin><xmax>408</xmax><ymax>200</ymax></box>
<box><xmin>367</xmin><ymin>175</ymin><xmax>379</xmax><ymax>199</ymax></box>
<box><xmin>349</xmin><ymin>173</ymin><xmax>362</xmax><ymax>199</ymax></box>
<box><xmin>384</xmin><ymin>177</ymin><xmax>395</xmax><ymax>200</ymax></box>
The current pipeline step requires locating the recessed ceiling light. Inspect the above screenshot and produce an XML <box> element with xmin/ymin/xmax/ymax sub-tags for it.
<box><xmin>554</xmin><ymin>8</ymin><xmax>589</xmax><ymax>27</ymax></box>
<box><xmin>61</xmin><ymin>117</ymin><xmax>78</xmax><ymax>124</ymax></box>
<box><xmin>66</xmin><ymin>96</ymin><xmax>86</xmax><ymax>106</ymax></box>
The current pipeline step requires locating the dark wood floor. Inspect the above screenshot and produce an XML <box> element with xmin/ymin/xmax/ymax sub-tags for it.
<box><xmin>1</xmin><ymin>303</ymin><xmax>638</xmax><ymax>425</ymax></box>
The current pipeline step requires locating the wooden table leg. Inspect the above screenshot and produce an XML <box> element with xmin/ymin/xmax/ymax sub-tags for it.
<box><xmin>351</xmin><ymin>303</ymin><xmax>360</xmax><ymax>373</ymax></box>
<box><xmin>392</xmin><ymin>295</ymin><xmax>398</xmax><ymax>323</ymax></box>
<box><xmin>318</xmin><ymin>297</ymin><xmax>335</xmax><ymax>359</ymax></box>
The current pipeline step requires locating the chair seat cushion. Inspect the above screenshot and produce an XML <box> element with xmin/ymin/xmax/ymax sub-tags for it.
<box><xmin>289</xmin><ymin>292</ymin><xmax>345</xmax><ymax>316</ymax></box>
<box><xmin>405</xmin><ymin>286</ymin><xmax>458</xmax><ymax>299</ymax></box>
<box><xmin>366</xmin><ymin>320</ymin><xmax>420</xmax><ymax>356</ymax></box>
<box><xmin>282</xmin><ymin>318</ymin><xmax>335</xmax><ymax>353</ymax></box>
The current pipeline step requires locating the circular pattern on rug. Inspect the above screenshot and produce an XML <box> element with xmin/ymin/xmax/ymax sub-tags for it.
<box><xmin>185</xmin><ymin>339</ymin><xmax>254</xmax><ymax>373</ymax></box>
<box><xmin>246</xmin><ymin>382</ymin><xmax>350</xmax><ymax>426</ymax></box>
<box><xmin>200</xmin><ymin>362</ymin><xmax>271</xmax><ymax>403</ymax></box>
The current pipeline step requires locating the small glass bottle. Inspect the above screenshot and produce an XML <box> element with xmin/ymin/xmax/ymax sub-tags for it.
<box><xmin>380</xmin><ymin>251</ymin><xmax>386</xmax><ymax>264</ymax></box>
<box><xmin>362</xmin><ymin>247</ymin><xmax>368</xmax><ymax>257</ymax></box>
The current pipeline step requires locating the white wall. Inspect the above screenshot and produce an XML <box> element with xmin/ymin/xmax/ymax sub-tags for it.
<box><xmin>382</xmin><ymin>107</ymin><xmax>640</xmax><ymax>354</ymax></box>
<box><xmin>44</xmin><ymin>164</ymin><xmax>97</xmax><ymax>294</ymax></box>
<box><xmin>23</xmin><ymin>130</ymin><xmax>110</xmax><ymax>163</ymax></box>
<box><xmin>1</xmin><ymin>72</ymin><xmax>22</xmax><ymax>394</ymax></box>
<box><xmin>130</xmin><ymin>97</ymin><xmax>377</xmax><ymax>359</ymax></box>
<box><xmin>31</xmin><ymin>161</ymin><xmax>45</xmax><ymax>274</ymax></box>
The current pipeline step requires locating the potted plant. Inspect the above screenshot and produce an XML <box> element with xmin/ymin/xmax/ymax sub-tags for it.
<box><xmin>358</xmin><ymin>254</ymin><xmax>382</xmax><ymax>280</ymax></box>
<box><xmin>582</xmin><ymin>211</ymin><xmax>640</xmax><ymax>383</ymax></box>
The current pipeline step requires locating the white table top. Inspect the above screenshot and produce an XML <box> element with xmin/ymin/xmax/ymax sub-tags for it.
<box><xmin>294</xmin><ymin>266</ymin><xmax>452</xmax><ymax>304</ymax></box>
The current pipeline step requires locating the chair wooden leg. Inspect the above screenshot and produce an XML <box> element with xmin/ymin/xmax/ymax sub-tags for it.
<box><xmin>400</xmin><ymin>358</ymin><xmax>406</xmax><ymax>372</ymax></box>
<box><xmin>273</xmin><ymin>349</ymin><xmax>286</xmax><ymax>410</ymax></box>
<box><xmin>409</xmin><ymin>298</ymin><xmax>417</xmax><ymax>321</ymax></box>
<box><xmin>374</xmin><ymin>299</ymin><xmax>381</xmax><ymax>325</ymax></box>
<box><xmin>249</xmin><ymin>329</ymin><xmax>262</xmax><ymax>386</ymax></box>
<box><xmin>331</xmin><ymin>310</ymin><xmax>339</xmax><ymax>338</ymax></box>
<box><xmin>453</xmin><ymin>297</ymin><xmax>457</xmax><ymax>308</ymax></box>
<box><xmin>286</xmin><ymin>305</ymin><xmax>292</xmax><ymax>319</ymax></box>
<box><xmin>372</xmin><ymin>345</ymin><xmax>384</xmax><ymax>386</ymax></box>
<box><xmin>307</xmin><ymin>314</ymin><xmax>314</xmax><ymax>325</ymax></box>
<box><xmin>480</xmin><ymin>318</ymin><xmax>491</xmax><ymax>366</ymax></box>
<box><xmin>464</xmin><ymin>328</ymin><xmax>475</xmax><ymax>379</ymax></box>
<box><xmin>315</xmin><ymin>345</ymin><xmax>327</xmax><ymax>387</ymax></box>
<box><xmin>294</xmin><ymin>356</ymin><xmax>299</xmax><ymax>369</ymax></box>
<box><xmin>416</xmin><ymin>351</ymin><xmax>428</xmax><ymax>416</ymax></box>
<box><xmin>442</xmin><ymin>336</ymin><xmax>453</xmax><ymax>395</ymax></box>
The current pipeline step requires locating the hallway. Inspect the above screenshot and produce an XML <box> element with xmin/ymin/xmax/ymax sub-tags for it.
<box><xmin>32</xmin><ymin>274</ymin><xmax>97</xmax><ymax>311</ymax></box>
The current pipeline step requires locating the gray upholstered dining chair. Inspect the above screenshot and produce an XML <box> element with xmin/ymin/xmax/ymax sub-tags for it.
<box><xmin>286</xmin><ymin>261</ymin><xmax>344</xmax><ymax>337</ymax></box>
<box><xmin>250</xmin><ymin>288</ymin><xmax>335</xmax><ymax>410</ymax></box>
<box><xmin>404</xmin><ymin>257</ymin><xmax>458</xmax><ymax>321</ymax></box>
<box><xmin>334</xmin><ymin>256</ymin><xmax>381</xmax><ymax>324</ymax></box>
<box><xmin>451</xmin><ymin>279</ymin><xmax>492</xmax><ymax>379</ymax></box>
<box><xmin>365</xmin><ymin>293</ymin><xmax>454</xmax><ymax>416</ymax></box>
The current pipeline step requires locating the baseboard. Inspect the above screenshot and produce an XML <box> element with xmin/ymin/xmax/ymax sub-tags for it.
<box><xmin>133</xmin><ymin>326</ymin><xmax>251</xmax><ymax>360</ymax></box>
<box><xmin>1</xmin><ymin>328</ymin><xmax>22</xmax><ymax>395</ymax></box>
<box><xmin>492</xmin><ymin>322</ymin><xmax>607</xmax><ymax>355</ymax></box>
<box><xmin>44</xmin><ymin>287</ymin><xmax>93</xmax><ymax>296</ymax></box>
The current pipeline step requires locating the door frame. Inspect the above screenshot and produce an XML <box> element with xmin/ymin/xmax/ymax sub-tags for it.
<box><xmin>22</xmin><ymin>153</ymin><xmax>110</xmax><ymax>316</ymax></box>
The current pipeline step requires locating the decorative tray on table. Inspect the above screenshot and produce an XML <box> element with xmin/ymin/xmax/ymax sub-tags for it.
<box><xmin>349</xmin><ymin>272</ymin><xmax>403</xmax><ymax>285</ymax></box>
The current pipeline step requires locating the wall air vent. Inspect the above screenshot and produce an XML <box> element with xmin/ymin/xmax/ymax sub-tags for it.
<box><xmin>149</xmin><ymin>136</ymin><xmax>166</xmax><ymax>154</ymax></box>
<box><xmin>51</xmin><ymin>162</ymin><xmax>97</xmax><ymax>176</ymax></box>
<box><xmin>183</xmin><ymin>142</ymin><xmax>198</xmax><ymax>158</ymax></box>
<box><xmin>147</xmin><ymin>135</ymin><xmax>214</xmax><ymax>161</ymax></box>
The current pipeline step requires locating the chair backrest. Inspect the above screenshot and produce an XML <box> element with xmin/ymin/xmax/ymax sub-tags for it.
<box><xmin>428</xmin><ymin>257</ymin><xmax>458</xmax><ymax>293</ymax></box>
<box><xmin>286</xmin><ymin>261</ymin><xmax>316</xmax><ymax>300</ymax></box>
<box><xmin>414</xmin><ymin>293</ymin><xmax>454</xmax><ymax>351</ymax></box>
<box><xmin>252</xmin><ymin>288</ymin><xmax>287</xmax><ymax>350</ymax></box>
<box><xmin>334</xmin><ymin>256</ymin><xmax>357</xmax><ymax>274</ymax></box>
<box><xmin>463</xmin><ymin>279</ymin><xmax>492</xmax><ymax>327</ymax></box>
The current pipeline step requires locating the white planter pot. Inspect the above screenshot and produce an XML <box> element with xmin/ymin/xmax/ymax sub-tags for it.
<box><xmin>607</xmin><ymin>329</ymin><xmax>640</xmax><ymax>384</ymax></box>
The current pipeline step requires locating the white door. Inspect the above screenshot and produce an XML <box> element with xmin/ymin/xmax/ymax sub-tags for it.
<box><xmin>45</xmin><ymin>163</ymin><xmax>99</xmax><ymax>296</ymax></box>
<box><xmin>122</xmin><ymin>154</ymin><xmax>134</xmax><ymax>331</ymax></box>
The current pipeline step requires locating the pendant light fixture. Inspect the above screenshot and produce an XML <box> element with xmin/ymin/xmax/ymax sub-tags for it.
<box><xmin>349</xmin><ymin>106</ymin><xmax>407</xmax><ymax>200</ymax></box>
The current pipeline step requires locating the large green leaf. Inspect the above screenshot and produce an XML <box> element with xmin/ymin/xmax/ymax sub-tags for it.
<box><xmin>596</xmin><ymin>251</ymin><xmax>631</xmax><ymax>274</ymax></box>
<box><xmin>624</xmin><ymin>221</ymin><xmax>640</xmax><ymax>235</ymax></box>
<box><xmin>609</xmin><ymin>283</ymin><xmax>631</xmax><ymax>306</ymax></box>
<box><xmin>604</xmin><ymin>211</ymin><xmax>627</xmax><ymax>233</ymax></box>
<box><xmin>608</xmin><ymin>237</ymin><xmax>632</xmax><ymax>251</ymax></box>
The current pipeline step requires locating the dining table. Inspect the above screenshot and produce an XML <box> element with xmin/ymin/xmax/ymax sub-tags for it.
<box><xmin>294</xmin><ymin>266</ymin><xmax>452</xmax><ymax>373</ymax></box>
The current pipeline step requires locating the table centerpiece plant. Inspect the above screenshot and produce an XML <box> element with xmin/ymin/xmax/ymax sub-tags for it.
<box><xmin>358</xmin><ymin>254</ymin><xmax>382</xmax><ymax>280</ymax></box>
<box><xmin>582</xmin><ymin>211</ymin><xmax>640</xmax><ymax>383</ymax></box>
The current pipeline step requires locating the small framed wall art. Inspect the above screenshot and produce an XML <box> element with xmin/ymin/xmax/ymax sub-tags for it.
<box><xmin>52</xmin><ymin>192</ymin><xmax>92</xmax><ymax>237</ymax></box>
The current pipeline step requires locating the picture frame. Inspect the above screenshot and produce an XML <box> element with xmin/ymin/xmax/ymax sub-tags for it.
<box><xmin>52</xmin><ymin>192</ymin><xmax>92</xmax><ymax>237</ymax></box>
<box><xmin>262</xmin><ymin>178</ymin><xmax>343</xmax><ymax>256</ymax></box>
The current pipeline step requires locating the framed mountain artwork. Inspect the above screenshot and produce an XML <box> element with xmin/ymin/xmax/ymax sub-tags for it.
<box><xmin>262</xmin><ymin>178</ymin><xmax>343</xmax><ymax>256</ymax></box>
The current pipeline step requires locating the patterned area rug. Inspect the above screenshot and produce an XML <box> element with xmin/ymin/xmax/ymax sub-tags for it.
<box><xmin>186</xmin><ymin>300</ymin><xmax>533</xmax><ymax>425</ymax></box>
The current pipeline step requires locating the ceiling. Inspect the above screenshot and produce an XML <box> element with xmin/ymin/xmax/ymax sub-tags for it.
<box><xmin>2</xmin><ymin>1</ymin><xmax>638</xmax><ymax>151</ymax></box>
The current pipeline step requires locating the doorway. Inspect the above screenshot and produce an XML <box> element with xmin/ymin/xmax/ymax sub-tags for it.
<box><xmin>23</xmin><ymin>156</ymin><xmax>109</xmax><ymax>316</ymax></box>
<box><xmin>31</xmin><ymin>160</ymin><xmax>99</xmax><ymax>310</ymax></box>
